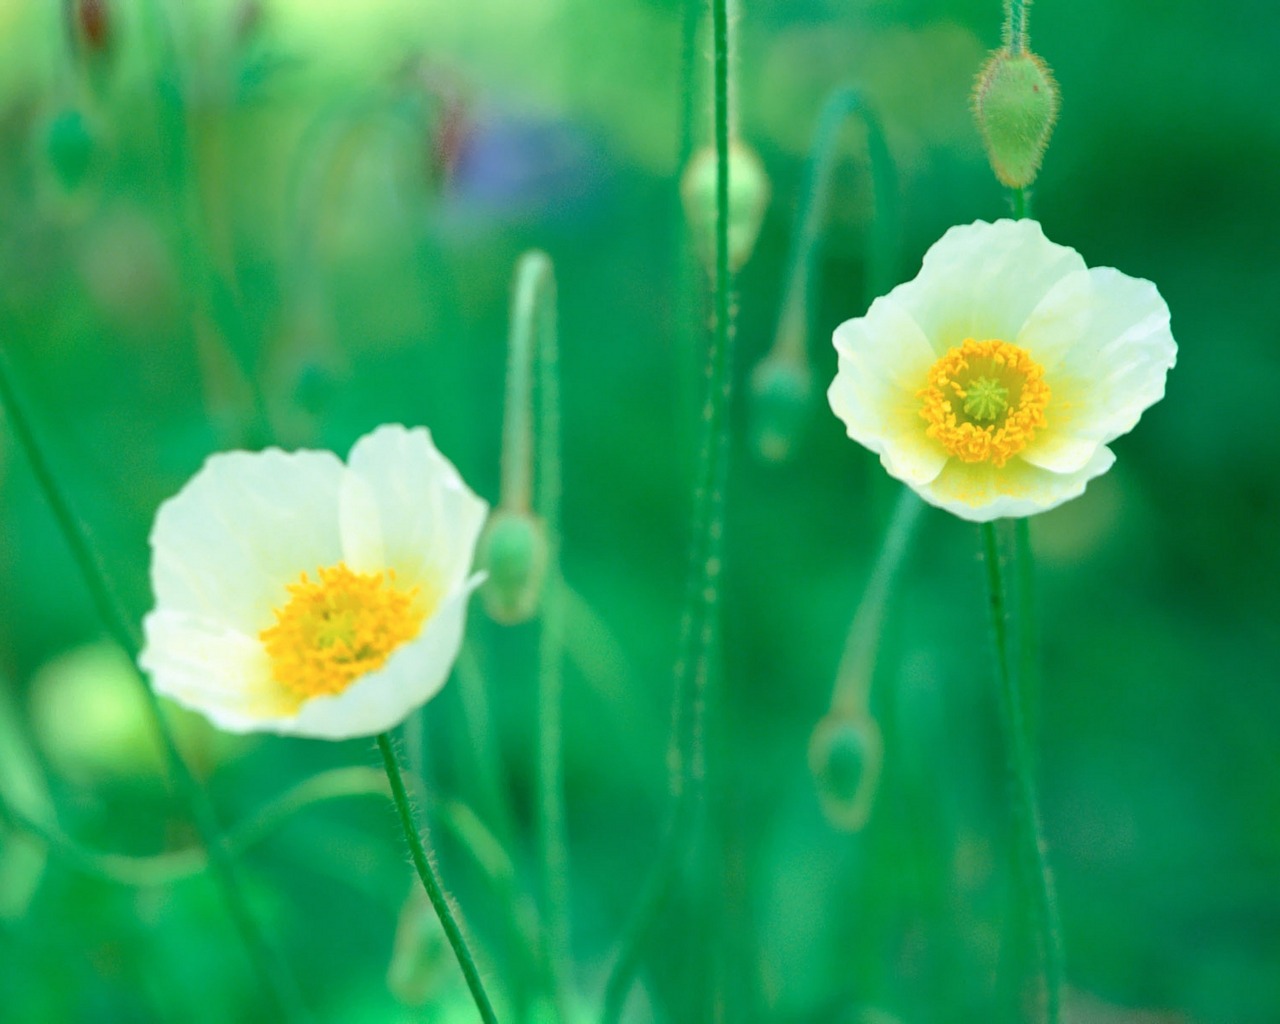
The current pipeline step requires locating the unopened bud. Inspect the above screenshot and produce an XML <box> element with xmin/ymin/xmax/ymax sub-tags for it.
<box><xmin>478</xmin><ymin>509</ymin><xmax>548</xmax><ymax>625</ymax></box>
<box><xmin>808</xmin><ymin>713</ymin><xmax>883</xmax><ymax>832</ymax></box>
<box><xmin>46</xmin><ymin>110</ymin><xmax>95</xmax><ymax>192</ymax></box>
<box><xmin>681</xmin><ymin>139</ymin><xmax>770</xmax><ymax>273</ymax></box>
<box><xmin>972</xmin><ymin>49</ymin><xmax>1059</xmax><ymax>189</ymax></box>
<box><xmin>750</xmin><ymin>353</ymin><xmax>812</xmax><ymax>463</ymax></box>
<box><xmin>387</xmin><ymin>885</ymin><xmax>451</xmax><ymax>1006</ymax></box>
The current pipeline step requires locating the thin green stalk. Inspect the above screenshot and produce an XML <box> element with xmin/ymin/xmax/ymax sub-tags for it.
<box><xmin>1005</xmin><ymin>0</ymin><xmax>1029</xmax><ymax>55</ymax></box>
<box><xmin>0</xmin><ymin>343</ymin><xmax>308</xmax><ymax>1022</ymax></box>
<box><xmin>497</xmin><ymin>251</ymin><xmax>570</xmax><ymax>1015</ymax></box>
<box><xmin>980</xmin><ymin>521</ymin><xmax>1063</xmax><ymax>1024</ymax></box>
<box><xmin>601</xmin><ymin>0</ymin><xmax>737</xmax><ymax>1016</ymax></box>
<box><xmin>829</xmin><ymin>489</ymin><xmax>925</xmax><ymax>719</ymax></box>
<box><xmin>1011</xmin><ymin>186</ymin><xmax>1029</xmax><ymax>219</ymax></box>
<box><xmin>376</xmin><ymin>734</ymin><xmax>500</xmax><ymax>1024</ymax></box>
<box><xmin>771</xmin><ymin>86</ymin><xmax>898</xmax><ymax>372</ymax></box>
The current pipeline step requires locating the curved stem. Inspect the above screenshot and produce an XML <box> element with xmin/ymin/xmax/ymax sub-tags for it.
<box><xmin>981</xmin><ymin>521</ymin><xmax>1063</xmax><ymax>1024</ymax></box>
<box><xmin>499</xmin><ymin>251</ymin><xmax>571</xmax><ymax>1014</ymax></box>
<box><xmin>769</xmin><ymin>86</ymin><xmax>899</xmax><ymax>373</ymax></box>
<box><xmin>0</xmin><ymin>343</ymin><xmax>307</xmax><ymax>1022</ymax></box>
<box><xmin>376</xmin><ymin>734</ymin><xmax>500</xmax><ymax>1024</ymax></box>
<box><xmin>829</xmin><ymin>489</ymin><xmax>925</xmax><ymax>719</ymax></box>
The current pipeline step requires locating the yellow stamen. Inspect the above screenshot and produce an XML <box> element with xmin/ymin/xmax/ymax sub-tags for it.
<box><xmin>918</xmin><ymin>338</ymin><xmax>1050</xmax><ymax>467</ymax></box>
<box><xmin>259</xmin><ymin>564</ymin><xmax>430</xmax><ymax>698</ymax></box>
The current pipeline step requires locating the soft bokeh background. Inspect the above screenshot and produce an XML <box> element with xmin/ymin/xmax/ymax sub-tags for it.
<box><xmin>1</xmin><ymin>0</ymin><xmax>1278</xmax><ymax>1021</ymax></box>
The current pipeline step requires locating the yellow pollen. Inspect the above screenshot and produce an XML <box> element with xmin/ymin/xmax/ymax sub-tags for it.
<box><xmin>917</xmin><ymin>338</ymin><xmax>1050</xmax><ymax>467</ymax></box>
<box><xmin>259</xmin><ymin>563</ymin><xmax>429</xmax><ymax>698</ymax></box>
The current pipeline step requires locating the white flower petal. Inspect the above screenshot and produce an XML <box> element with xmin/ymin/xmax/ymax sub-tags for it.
<box><xmin>918</xmin><ymin>446</ymin><xmax>1116</xmax><ymax>522</ymax></box>
<box><xmin>140</xmin><ymin>610</ymin><xmax>298</xmax><ymax>731</ymax></box>
<box><xmin>1019</xmin><ymin>266</ymin><xmax>1176</xmax><ymax>465</ymax></box>
<box><xmin>829</xmin><ymin>295</ymin><xmax>946</xmax><ymax>485</ymax></box>
<box><xmin>285</xmin><ymin>575</ymin><xmax>482</xmax><ymax>740</ymax></box>
<box><xmin>342</xmin><ymin>424</ymin><xmax>489</xmax><ymax>592</ymax></box>
<box><xmin>149</xmin><ymin>448</ymin><xmax>345</xmax><ymax>634</ymax></box>
<box><xmin>890</xmin><ymin>219</ymin><xmax>1086</xmax><ymax>352</ymax></box>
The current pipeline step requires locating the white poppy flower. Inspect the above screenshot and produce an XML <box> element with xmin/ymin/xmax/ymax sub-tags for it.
<box><xmin>828</xmin><ymin>219</ymin><xmax>1176</xmax><ymax>521</ymax></box>
<box><xmin>140</xmin><ymin>425</ymin><xmax>487</xmax><ymax>739</ymax></box>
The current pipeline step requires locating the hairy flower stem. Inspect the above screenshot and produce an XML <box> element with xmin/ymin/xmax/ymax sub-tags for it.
<box><xmin>376</xmin><ymin>734</ymin><xmax>500</xmax><ymax>1024</ymax></box>
<box><xmin>0</xmin><ymin>345</ymin><xmax>309</xmax><ymax>1022</ymax></box>
<box><xmin>981</xmin><ymin>521</ymin><xmax>1063</xmax><ymax>1024</ymax></box>
<box><xmin>599</xmin><ymin>0</ymin><xmax>737</xmax><ymax>1018</ymax></box>
<box><xmin>1005</xmin><ymin>0</ymin><xmax>1029</xmax><ymax>55</ymax></box>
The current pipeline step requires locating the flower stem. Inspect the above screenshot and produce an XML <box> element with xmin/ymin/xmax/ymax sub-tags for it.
<box><xmin>376</xmin><ymin>733</ymin><xmax>500</xmax><ymax>1024</ymax></box>
<box><xmin>980</xmin><ymin>521</ymin><xmax>1063</xmax><ymax>1024</ymax></box>
<box><xmin>0</xmin><ymin>343</ymin><xmax>308</xmax><ymax>1022</ymax></box>
<box><xmin>1005</xmin><ymin>0</ymin><xmax>1029</xmax><ymax>55</ymax></box>
<box><xmin>497</xmin><ymin>251</ymin><xmax>571</xmax><ymax>1016</ymax></box>
<box><xmin>600</xmin><ymin>0</ymin><xmax>737</xmax><ymax>1016</ymax></box>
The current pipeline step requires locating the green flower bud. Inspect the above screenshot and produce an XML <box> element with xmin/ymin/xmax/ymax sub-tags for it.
<box><xmin>972</xmin><ymin>49</ymin><xmax>1059</xmax><ymax>189</ymax></box>
<box><xmin>46</xmin><ymin>110</ymin><xmax>95</xmax><ymax>192</ymax></box>
<box><xmin>681</xmin><ymin>139</ymin><xmax>771</xmax><ymax>273</ymax></box>
<box><xmin>750</xmin><ymin>353</ymin><xmax>812</xmax><ymax>463</ymax></box>
<box><xmin>387</xmin><ymin>885</ymin><xmax>451</xmax><ymax>1007</ymax></box>
<box><xmin>808</xmin><ymin>713</ymin><xmax>883</xmax><ymax>832</ymax></box>
<box><xmin>478</xmin><ymin>509</ymin><xmax>548</xmax><ymax>625</ymax></box>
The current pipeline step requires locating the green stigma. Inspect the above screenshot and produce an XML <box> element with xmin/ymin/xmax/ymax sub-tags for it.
<box><xmin>962</xmin><ymin>377</ymin><xmax>1010</xmax><ymax>421</ymax></box>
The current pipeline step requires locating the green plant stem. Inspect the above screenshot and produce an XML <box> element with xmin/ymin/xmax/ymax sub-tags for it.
<box><xmin>1006</xmin><ymin>0</ymin><xmax>1028</xmax><ymax>54</ymax></box>
<box><xmin>600</xmin><ymin>0</ymin><xmax>737</xmax><ymax>1017</ymax></box>
<box><xmin>0</xmin><ymin>343</ymin><xmax>307</xmax><ymax>1022</ymax></box>
<box><xmin>830</xmin><ymin>489</ymin><xmax>925</xmax><ymax>719</ymax></box>
<box><xmin>1012</xmin><ymin>186</ymin><xmax>1029</xmax><ymax>219</ymax></box>
<box><xmin>376</xmin><ymin>734</ymin><xmax>500</xmax><ymax>1024</ymax></box>
<box><xmin>498</xmin><ymin>251</ymin><xmax>570</xmax><ymax>1017</ymax></box>
<box><xmin>981</xmin><ymin>521</ymin><xmax>1063</xmax><ymax>1024</ymax></box>
<box><xmin>769</xmin><ymin>86</ymin><xmax>898</xmax><ymax>373</ymax></box>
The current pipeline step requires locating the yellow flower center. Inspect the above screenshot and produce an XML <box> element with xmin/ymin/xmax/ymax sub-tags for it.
<box><xmin>259</xmin><ymin>563</ymin><xmax>429</xmax><ymax>698</ymax></box>
<box><xmin>917</xmin><ymin>338</ymin><xmax>1050</xmax><ymax>467</ymax></box>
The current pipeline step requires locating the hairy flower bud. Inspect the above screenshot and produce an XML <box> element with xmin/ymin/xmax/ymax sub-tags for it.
<box><xmin>478</xmin><ymin>509</ymin><xmax>549</xmax><ymax>625</ymax></box>
<box><xmin>972</xmin><ymin>49</ymin><xmax>1059</xmax><ymax>189</ymax></box>
<box><xmin>681</xmin><ymin>139</ymin><xmax>770</xmax><ymax>274</ymax></box>
<box><xmin>809</xmin><ymin>713</ymin><xmax>883</xmax><ymax>831</ymax></box>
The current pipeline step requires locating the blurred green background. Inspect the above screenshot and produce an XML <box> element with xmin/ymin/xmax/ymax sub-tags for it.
<box><xmin>1</xmin><ymin>0</ymin><xmax>1278</xmax><ymax>1021</ymax></box>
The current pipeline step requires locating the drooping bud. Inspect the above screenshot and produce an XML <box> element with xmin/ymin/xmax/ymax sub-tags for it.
<box><xmin>681</xmin><ymin>139</ymin><xmax>771</xmax><ymax>274</ymax></box>
<box><xmin>808</xmin><ymin>713</ymin><xmax>883</xmax><ymax>832</ymax></box>
<box><xmin>750</xmin><ymin>352</ymin><xmax>812</xmax><ymax>463</ymax></box>
<box><xmin>972</xmin><ymin>49</ymin><xmax>1059</xmax><ymax>189</ymax></box>
<box><xmin>478</xmin><ymin>509</ymin><xmax>549</xmax><ymax>625</ymax></box>
<box><xmin>45</xmin><ymin>110</ymin><xmax>95</xmax><ymax>192</ymax></box>
<box><xmin>387</xmin><ymin>885</ymin><xmax>452</xmax><ymax>1006</ymax></box>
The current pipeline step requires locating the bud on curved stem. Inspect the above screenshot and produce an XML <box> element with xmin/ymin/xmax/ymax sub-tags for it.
<box><xmin>973</xmin><ymin>49</ymin><xmax>1059</xmax><ymax>189</ymax></box>
<box><xmin>483</xmin><ymin>249</ymin><xmax>570</xmax><ymax>1018</ymax></box>
<box><xmin>750</xmin><ymin>86</ymin><xmax>898</xmax><ymax>462</ymax></box>
<box><xmin>812</xmin><ymin>489</ymin><xmax>924</xmax><ymax>828</ymax></box>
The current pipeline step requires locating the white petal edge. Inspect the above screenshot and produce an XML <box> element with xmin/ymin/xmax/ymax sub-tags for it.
<box><xmin>149</xmin><ymin>448</ymin><xmax>345</xmax><ymax>635</ymax></box>
<box><xmin>1018</xmin><ymin>267</ymin><xmax>1176</xmax><ymax>473</ymax></box>
<box><xmin>284</xmin><ymin>573</ymin><xmax>485</xmax><ymax>740</ymax></box>
<box><xmin>341</xmin><ymin>424</ymin><xmax>489</xmax><ymax>593</ymax></box>
<box><xmin>140</xmin><ymin>610</ymin><xmax>294</xmax><ymax>732</ymax></box>
<box><xmin>888</xmin><ymin>219</ymin><xmax>1086</xmax><ymax>354</ymax></box>
<box><xmin>916</xmin><ymin>446</ymin><xmax>1117</xmax><ymax>522</ymax></box>
<box><xmin>828</xmin><ymin>295</ymin><xmax>947</xmax><ymax>485</ymax></box>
